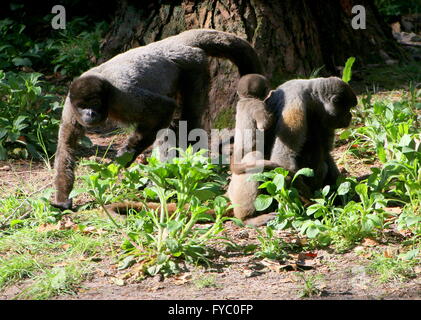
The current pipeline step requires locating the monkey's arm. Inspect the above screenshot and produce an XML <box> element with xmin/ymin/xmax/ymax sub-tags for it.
<box><xmin>52</xmin><ymin>98</ymin><xmax>85</xmax><ymax>210</ymax></box>
<box><xmin>230</xmin><ymin>159</ymin><xmax>280</xmax><ymax>174</ymax></box>
<box><xmin>252</xmin><ymin>101</ymin><xmax>274</xmax><ymax>131</ymax></box>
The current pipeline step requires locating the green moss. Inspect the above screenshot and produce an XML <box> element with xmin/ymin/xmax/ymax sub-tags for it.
<box><xmin>362</xmin><ymin>61</ymin><xmax>421</xmax><ymax>90</ymax></box>
<box><xmin>268</xmin><ymin>71</ymin><xmax>294</xmax><ymax>88</ymax></box>
<box><xmin>213</xmin><ymin>107</ymin><xmax>235</xmax><ymax>129</ymax></box>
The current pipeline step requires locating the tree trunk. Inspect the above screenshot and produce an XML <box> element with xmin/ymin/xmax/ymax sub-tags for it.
<box><xmin>100</xmin><ymin>0</ymin><xmax>405</xmax><ymax>130</ymax></box>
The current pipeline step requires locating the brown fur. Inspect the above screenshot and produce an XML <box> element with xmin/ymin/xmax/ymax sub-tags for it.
<box><xmin>104</xmin><ymin>201</ymin><xmax>225</xmax><ymax>218</ymax></box>
<box><xmin>52</xmin><ymin>29</ymin><xmax>262</xmax><ymax>210</ymax></box>
<box><xmin>267</xmin><ymin>77</ymin><xmax>358</xmax><ymax>193</ymax></box>
<box><xmin>227</xmin><ymin>74</ymin><xmax>280</xmax><ymax>227</ymax></box>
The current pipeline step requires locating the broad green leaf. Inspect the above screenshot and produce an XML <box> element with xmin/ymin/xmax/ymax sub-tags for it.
<box><xmin>355</xmin><ymin>184</ymin><xmax>368</xmax><ymax>197</ymax></box>
<box><xmin>398</xmin><ymin>249</ymin><xmax>419</xmax><ymax>261</ymax></box>
<box><xmin>339</xmin><ymin>129</ymin><xmax>352</xmax><ymax>140</ymax></box>
<box><xmin>321</xmin><ymin>185</ymin><xmax>330</xmax><ymax>197</ymax></box>
<box><xmin>118</xmin><ymin>255</ymin><xmax>136</xmax><ymax>270</ymax></box>
<box><xmin>12</xmin><ymin>57</ymin><xmax>32</xmax><ymax>67</ymax></box>
<box><xmin>342</xmin><ymin>57</ymin><xmax>356</xmax><ymax>83</ymax></box>
<box><xmin>294</xmin><ymin>168</ymin><xmax>314</xmax><ymax>179</ymax></box>
<box><xmin>115</xmin><ymin>151</ymin><xmax>134</xmax><ymax>167</ymax></box>
<box><xmin>306</xmin><ymin>204</ymin><xmax>322</xmax><ymax>216</ymax></box>
<box><xmin>10</xmin><ymin>219</ymin><xmax>24</xmax><ymax>227</ymax></box>
<box><xmin>273</xmin><ymin>174</ymin><xmax>285</xmax><ymax>191</ymax></box>
<box><xmin>254</xmin><ymin>194</ymin><xmax>273</xmax><ymax>211</ymax></box>
<box><xmin>79</xmin><ymin>135</ymin><xmax>93</xmax><ymax>148</ymax></box>
<box><xmin>337</xmin><ymin>181</ymin><xmax>351</xmax><ymax>196</ymax></box>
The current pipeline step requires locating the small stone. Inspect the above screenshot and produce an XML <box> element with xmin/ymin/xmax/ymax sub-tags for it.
<box><xmin>235</xmin><ymin>230</ymin><xmax>249</xmax><ymax>239</ymax></box>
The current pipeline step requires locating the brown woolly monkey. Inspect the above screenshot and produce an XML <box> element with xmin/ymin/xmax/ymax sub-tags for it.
<box><xmin>227</xmin><ymin>74</ymin><xmax>280</xmax><ymax>227</ymax></box>
<box><xmin>52</xmin><ymin>29</ymin><xmax>262</xmax><ymax>210</ymax></box>
<box><xmin>266</xmin><ymin>77</ymin><xmax>358</xmax><ymax>192</ymax></box>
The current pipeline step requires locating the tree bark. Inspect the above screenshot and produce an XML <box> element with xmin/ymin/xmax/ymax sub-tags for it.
<box><xmin>100</xmin><ymin>0</ymin><xmax>406</xmax><ymax>130</ymax></box>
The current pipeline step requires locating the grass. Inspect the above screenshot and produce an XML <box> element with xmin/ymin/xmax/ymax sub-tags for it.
<box><xmin>367</xmin><ymin>252</ymin><xmax>418</xmax><ymax>283</ymax></box>
<box><xmin>358</xmin><ymin>62</ymin><xmax>421</xmax><ymax>91</ymax></box>
<box><xmin>193</xmin><ymin>274</ymin><xmax>219</xmax><ymax>289</ymax></box>
<box><xmin>297</xmin><ymin>273</ymin><xmax>324</xmax><ymax>298</ymax></box>
<box><xmin>0</xmin><ymin>204</ymin><xmax>121</xmax><ymax>299</ymax></box>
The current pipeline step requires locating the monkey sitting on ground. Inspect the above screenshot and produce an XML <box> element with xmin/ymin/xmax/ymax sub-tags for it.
<box><xmin>227</xmin><ymin>74</ymin><xmax>281</xmax><ymax>227</ymax></box>
<box><xmin>52</xmin><ymin>29</ymin><xmax>263</xmax><ymax>210</ymax></box>
<box><xmin>265</xmin><ymin>77</ymin><xmax>358</xmax><ymax>193</ymax></box>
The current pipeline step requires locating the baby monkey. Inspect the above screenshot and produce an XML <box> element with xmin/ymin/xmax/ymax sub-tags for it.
<box><xmin>227</xmin><ymin>74</ymin><xmax>280</xmax><ymax>226</ymax></box>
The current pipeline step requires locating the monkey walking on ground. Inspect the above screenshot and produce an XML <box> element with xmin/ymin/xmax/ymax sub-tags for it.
<box><xmin>265</xmin><ymin>77</ymin><xmax>358</xmax><ymax>192</ymax></box>
<box><xmin>227</xmin><ymin>74</ymin><xmax>281</xmax><ymax>227</ymax></box>
<box><xmin>52</xmin><ymin>29</ymin><xmax>263</xmax><ymax>210</ymax></box>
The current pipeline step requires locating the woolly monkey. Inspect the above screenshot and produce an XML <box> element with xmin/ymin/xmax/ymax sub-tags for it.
<box><xmin>53</xmin><ymin>29</ymin><xmax>262</xmax><ymax>210</ymax></box>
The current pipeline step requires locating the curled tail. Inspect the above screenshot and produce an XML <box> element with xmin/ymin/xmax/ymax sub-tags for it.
<box><xmin>174</xmin><ymin>29</ymin><xmax>263</xmax><ymax>75</ymax></box>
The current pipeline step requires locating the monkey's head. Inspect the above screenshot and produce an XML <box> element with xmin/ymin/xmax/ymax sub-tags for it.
<box><xmin>69</xmin><ymin>75</ymin><xmax>110</xmax><ymax>127</ymax></box>
<box><xmin>237</xmin><ymin>74</ymin><xmax>269</xmax><ymax>100</ymax></box>
<box><xmin>321</xmin><ymin>77</ymin><xmax>357</xmax><ymax>129</ymax></box>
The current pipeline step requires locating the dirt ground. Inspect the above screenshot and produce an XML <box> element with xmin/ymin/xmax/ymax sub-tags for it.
<box><xmin>55</xmin><ymin>226</ymin><xmax>420</xmax><ymax>300</ymax></box>
<box><xmin>0</xmin><ymin>131</ymin><xmax>420</xmax><ymax>301</ymax></box>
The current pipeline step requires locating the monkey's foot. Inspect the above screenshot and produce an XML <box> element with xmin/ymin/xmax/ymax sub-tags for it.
<box><xmin>244</xmin><ymin>212</ymin><xmax>277</xmax><ymax>227</ymax></box>
<box><xmin>51</xmin><ymin>198</ymin><xmax>73</xmax><ymax>211</ymax></box>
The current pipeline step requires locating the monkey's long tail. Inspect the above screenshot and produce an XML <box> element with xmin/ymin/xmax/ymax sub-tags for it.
<box><xmin>175</xmin><ymin>29</ymin><xmax>263</xmax><ymax>76</ymax></box>
<box><xmin>104</xmin><ymin>201</ymin><xmax>233</xmax><ymax>218</ymax></box>
<box><xmin>104</xmin><ymin>201</ymin><xmax>277</xmax><ymax>227</ymax></box>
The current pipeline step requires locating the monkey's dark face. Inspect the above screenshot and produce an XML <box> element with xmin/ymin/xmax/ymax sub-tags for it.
<box><xmin>324</xmin><ymin>83</ymin><xmax>357</xmax><ymax>129</ymax></box>
<box><xmin>74</xmin><ymin>102</ymin><xmax>107</xmax><ymax>127</ymax></box>
<box><xmin>69</xmin><ymin>76</ymin><xmax>109</xmax><ymax>127</ymax></box>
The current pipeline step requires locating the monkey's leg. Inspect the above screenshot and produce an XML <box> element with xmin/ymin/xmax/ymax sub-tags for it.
<box><xmin>117</xmin><ymin>93</ymin><xmax>178</xmax><ymax>166</ymax></box>
<box><xmin>244</xmin><ymin>213</ymin><xmax>277</xmax><ymax>227</ymax></box>
<box><xmin>230</xmin><ymin>159</ymin><xmax>280</xmax><ymax>175</ymax></box>
<box><xmin>178</xmin><ymin>63</ymin><xmax>210</xmax><ymax>144</ymax></box>
<box><xmin>324</xmin><ymin>154</ymin><xmax>341</xmax><ymax>186</ymax></box>
<box><xmin>117</xmin><ymin>125</ymin><xmax>167</xmax><ymax>167</ymax></box>
<box><xmin>53</xmin><ymin>102</ymin><xmax>85</xmax><ymax>210</ymax></box>
<box><xmin>148</xmin><ymin>67</ymin><xmax>208</xmax><ymax>159</ymax></box>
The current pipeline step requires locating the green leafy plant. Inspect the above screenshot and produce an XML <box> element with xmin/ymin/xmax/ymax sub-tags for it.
<box><xmin>51</xmin><ymin>20</ymin><xmax>107</xmax><ymax>77</ymax></box>
<box><xmin>350</xmin><ymin>97</ymin><xmax>419</xmax><ymax>164</ymax></box>
<box><xmin>367</xmin><ymin>249</ymin><xmax>419</xmax><ymax>282</ymax></box>
<box><xmin>375</xmin><ymin>0</ymin><xmax>420</xmax><ymax>17</ymax></box>
<box><xmin>348</xmin><ymin>92</ymin><xmax>420</xmax><ymax>212</ymax></box>
<box><xmin>255</xmin><ymin>226</ymin><xmax>288</xmax><ymax>260</ymax></box>
<box><xmin>84</xmin><ymin>147</ymin><xmax>234</xmax><ymax>277</ymax></box>
<box><xmin>252</xmin><ymin>167</ymin><xmax>312</xmax><ymax>231</ymax></box>
<box><xmin>297</xmin><ymin>273</ymin><xmax>323</xmax><ymax>298</ymax></box>
<box><xmin>193</xmin><ymin>274</ymin><xmax>219</xmax><ymax>289</ymax></box>
<box><xmin>0</xmin><ymin>70</ymin><xmax>62</xmax><ymax>159</ymax></box>
<box><xmin>253</xmin><ymin>166</ymin><xmax>388</xmax><ymax>250</ymax></box>
<box><xmin>0</xmin><ymin>17</ymin><xmax>107</xmax><ymax>76</ymax></box>
<box><xmin>342</xmin><ymin>57</ymin><xmax>356</xmax><ymax>83</ymax></box>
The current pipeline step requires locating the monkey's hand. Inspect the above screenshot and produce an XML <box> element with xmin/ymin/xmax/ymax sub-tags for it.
<box><xmin>51</xmin><ymin>198</ymin><xmax>73</xmax><ymax>211</ymax></box>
